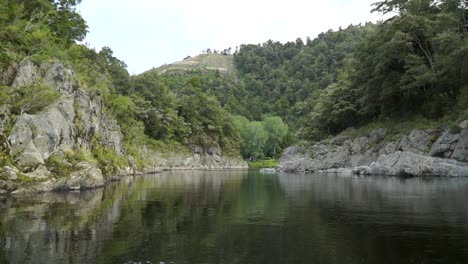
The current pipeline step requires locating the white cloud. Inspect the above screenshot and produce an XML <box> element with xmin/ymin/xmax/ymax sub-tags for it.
<box><xmin>78</xmin><ymin>0</ymin><xmax>384</xmax><ymax>74</ymax></box>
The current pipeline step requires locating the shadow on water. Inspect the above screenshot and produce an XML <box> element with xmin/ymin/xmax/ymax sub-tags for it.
<box><xmin>1</xmin><ymin>170</ymin><xmax>468</xmax><ymax>264</ymax></box>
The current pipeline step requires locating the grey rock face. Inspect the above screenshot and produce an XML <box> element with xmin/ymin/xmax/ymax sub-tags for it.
<box><xmin>7</xmin><ymin>61</ymin><xmax>125</xmax><ymax>170</ymax></box>
<box><xmin>278</xmin><ymin>133</ymin><xmax>379</xmax><ymax>173</ymax></box>
<box><xmin>2</xmin><ymin>166</ymin><xmax>19</xmax><ymax>180</ymax></box>
<box><xmin>278</xmin><ymin>123</ymin><xmax>468</xmax><ymax>177</ymax></box>
<box><xmin>24</xmin><ymin>165</ymin><xmax>52</xmax><ymax>179</ymax></box>
<box><xmin>368</xmin><ymin>128</ymin><xmax>387</xmax><ymax>143</ymax></box>
<box><xmin>369</xmin><ymin>151</ymin><xmax>468</xmax><ymax>177</ymax></box>
<box><xmin>149</xmin><ymin>145</ymin><xmax>248</xmax><ymax>171</ymax></box>
<box><xmin>0</xmin><ymin>104</ymin><xmax>11</xmax><ymax>135</ymax></box>
<box><xmin>41</xmin><ymin>61</ymin><xmax>75</xmax><ymax>95</ymax></box>
<box><xmin>9</xmin><ymin>97</ymin><xmax>76</xmax><ymax>168</ymax></box>
<box><xmin>11</xmin><ymin>60</ymin><xmax>39</xmax><ymax>88</ymax></box>
<box><xmin>66</xmin><ymin>162</ymin><xmax>104</xmax><ymax>190</ymax></box>
<box><xmin>428</xmin><ymin>130</ymin><xmax>459</xmax><ymax>158</ymax></box>
<box><xmin>74</xmin><ymin>89</ymin><xmax>124</xmax><ymax>154</ymax></box>
<box><xmin>451</xmin><ymin>128</ymin><xmax>468</xmax><ymax>162</ymax></box>
<box><xmin>397</xmin><ymin>130</ymin><xmax>435</xmax><ymax>154</ymax></box>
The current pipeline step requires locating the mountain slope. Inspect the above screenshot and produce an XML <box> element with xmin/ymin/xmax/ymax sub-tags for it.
<box><xmin>151</xmin><ymin>53</ymin><xmax>236</xmax><ymax>76</ymax></box>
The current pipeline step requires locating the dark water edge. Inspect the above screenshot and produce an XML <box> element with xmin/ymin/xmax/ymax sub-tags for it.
<box><xmin>1</xmin><ymin>170</ymin><xmax>468</xmax><ymax>264</ymax></box>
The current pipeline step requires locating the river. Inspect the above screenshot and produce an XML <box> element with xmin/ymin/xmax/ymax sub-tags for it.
<box><xmin>1</xmin><ymin>170</ymin><xmax>468</xmax><ymax>264</ymax></box>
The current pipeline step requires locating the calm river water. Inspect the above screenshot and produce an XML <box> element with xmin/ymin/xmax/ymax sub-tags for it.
<box><xmin>1</xmin><ymin>170</ymin><xmax>468</xmax><ymax>264</ymax></box>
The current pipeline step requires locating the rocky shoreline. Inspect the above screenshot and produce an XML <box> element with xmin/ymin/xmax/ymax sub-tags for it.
<box><xmin>0</xmin><ymin>60</ymin><xmax>247</xmax><ymax>195</ymax></box>
<box><xmin>277</xmin><ymin>122</ymin><xmax>468</xmax><ymax>177</ymax></box>
<box><xmin>1</xmin><ymin>151</ymin><xmax>247</xmax><ymax>195</ymax></box>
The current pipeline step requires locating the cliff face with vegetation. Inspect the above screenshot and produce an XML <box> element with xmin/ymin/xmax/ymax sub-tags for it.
<box><xmin>0</xmin><ymin>60</ymin><xmax>246</xmax><ymax>194</ymax></box>
<box><xmin>0</xmin><ymin>0</ymin><xmax>249</xmax><ymax>194</ymax></box>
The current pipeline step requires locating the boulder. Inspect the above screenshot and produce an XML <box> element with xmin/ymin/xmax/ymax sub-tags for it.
<box><xmin>41</xmin><ymin>61</ymin><xmax>75</xmax><ymax>95</ymax></box>
<box><xmin>9</xmin><ymin>97</ymin><xmax>75</xmax><ymax>167</ymax></box>
<box><xmin>368</xmin><ymin>128</ymin><xmax>387</xmax><ymax>143</ymax></box>
<box><xmin>451</xmin><ymin>128</ymin><xmax>468</xmax><ymax>162</ymax></box>
<box><xmin>428</xmin><ymin>130</ymin><xmax>459</xmax><ymax>158</ymax></box>
<box><xmin>378</xmin><ymin>142</ymin><xmax>398</xmax><ymax>155</ymax></box>
<box><xmin>318</xmin><ymin>168</ymin><xmax>353</xmax><ymax>175</ymax></box>
<box><xmin>369</xmin><ymin>151</ymin><xmax>468</xmax><ymax>177</ymax></box>
<box><xmin>459</xmin><ymin>120</ymin><xmax>468</xmax><ymax>129</ymax></box>
<box><xmin>397</xmin><ymin>130</ymin><xmax>434</xmax><ymax>154</ymax></box>
<box><xmin>14</xmin><ymin>142</ymin><xmax>45</xmax><ymax>168</ymax></box>
<box><xmin>24</xmin><ymin>165</ymin><xmax>52</xmax><ymax>179</ymax></box>
<box><xmin>11</xmin><ymin>60</ymin><xmax>39</xmax><ymax>88</ymax></box>
<box><xmin>0</xmin><ymin>104</ymin><xmax>10</xmax><ymax>135</ymax></box>
<box><xmin>2</xmin><ymin>166</ymin><xmax>19</xmax><ymax>180</ymax></box>
<box><xmin>329</xmin><ymin>135</ymin><xmax>350</xmax><ymax>145</ymax></box>
<box><xmin>278</xmin><ymin>126</ymin><xmax>468</xmax><ymax>177</ymax></box>
<box><xmin>65</xmin><ymin>162</ymin><xmax>104</xmax><ymax>190</ymax></box>
<box><xmin>352</xmin><ymin>166</ymin><xmax>372</xmax><ymax>175</ymax></box>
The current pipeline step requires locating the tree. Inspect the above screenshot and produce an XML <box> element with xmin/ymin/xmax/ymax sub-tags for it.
<box><xmin>242</xmin><ymin>121</ymin><xmax>268</xmax><ymax>161</ymax></box>
<box><xmin>262</xmin><ymin>116</ymin><xmax>288</xmax><ymax>158</ymax></box>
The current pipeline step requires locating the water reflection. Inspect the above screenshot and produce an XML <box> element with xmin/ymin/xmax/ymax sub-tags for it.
<box><xmin>0</xmin><ymin>171</ymin><xmax>468</xmax><ymax>264</ymax></box>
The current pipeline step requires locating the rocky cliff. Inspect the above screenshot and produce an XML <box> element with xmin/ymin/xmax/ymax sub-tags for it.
<box><xmin>278</xmin><ymin>121</ymin><xmax>468</xmax><ymax>177</ymax></box>
<box><xmin>0</xmin><ymin>60</ymin><xmax>247</xmax><ymax>194</ymax></box>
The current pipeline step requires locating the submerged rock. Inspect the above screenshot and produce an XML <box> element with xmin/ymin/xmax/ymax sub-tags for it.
<box><xmin>259</xmin><ymin>168</ymin><xmax>276</xmax><ymax>173</ymax></box>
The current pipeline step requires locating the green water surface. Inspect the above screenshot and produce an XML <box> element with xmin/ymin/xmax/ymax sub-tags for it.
<box><xmin>1</xmin><ymin>170</ymin><xmax>468</xmax><ymax>264</ymax></box>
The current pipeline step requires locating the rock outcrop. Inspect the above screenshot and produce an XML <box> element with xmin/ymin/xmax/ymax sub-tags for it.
<box><xmin>0</xmin><ymin>60</ymin><xmax>125</xmax><ymax>193</ymax></box>
<box><xmin>0</xmin><ymin>60</ymin><xmax>247</xmax><ymax>194</ymax></box>
<box><xmin>278</xmin><ymin>122</ymin><xmax>468</xmax><ymax>177</ymax></box>
<box><xmin>143</xmin><ymin>145</ymin><xmax>247</xmax><ymax>172</ymax></box>
<box><xmin>7</xmin><ymin>62</ymin><xmax>125</xmax><ymax>171</ymax></box>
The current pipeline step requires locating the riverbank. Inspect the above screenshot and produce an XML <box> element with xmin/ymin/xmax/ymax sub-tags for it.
<box><xmin>277</xmin><ymin>120</ymin><xmax>468</xmax><ymax>177</ymax></box>
<box><xmin>0</xmin><ymin>152</ymin><xmax>248</xmax><ymax>195</ymax></box>
<box><xmin>0</xmin><ymin>60</ymin><xmax>247</xmax><ymax>195</ymax></box>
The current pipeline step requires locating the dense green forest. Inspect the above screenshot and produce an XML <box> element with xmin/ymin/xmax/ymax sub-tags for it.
<box><xmin>177</xmin><ymin>0</ymin><xmax>468</xmax><ymax>144</ymax></box>
<box><xmin>303</xmin><ymin>0</ymin><xmax>468</xmax><ymax>140</ymax></box>
<box><xmin>1</xmin><ymin>0</ymin><xmax>467</xmax><ymax>163</ymax></box>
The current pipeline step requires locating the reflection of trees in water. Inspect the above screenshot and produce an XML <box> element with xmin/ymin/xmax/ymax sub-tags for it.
<box><xmin>0</xmin><ymin>179</ymin><xmax>134</xmax><ymax>264</ymax></box>
<box><xmin>1</xmin><ymin>172</ymin><xmax>468</xmax><ymax>264</ymax></box>
<box><xmin>277</xmin><ymin>172</ymin><xmax>468</xmax><ymax>221</ymax></box>
<box><xmin>276</xmin><ymin>172</ymin><xmax>468</xmax><ymax>264</ymax></box>
<box><xmin>0</xmin><ymin>171</ymin><xmax>288</xmax><ymax>263</ymax></box>
<box><xmin>96</xmin><ymin>171</ymin><xmax>289</xmax><ymax>263</ymax></box>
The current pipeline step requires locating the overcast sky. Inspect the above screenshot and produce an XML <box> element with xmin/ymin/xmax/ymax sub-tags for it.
<box><xmin>78</xmin><ymin>0</ymin><xmax>385</xmax><ymax>74</ymax></box>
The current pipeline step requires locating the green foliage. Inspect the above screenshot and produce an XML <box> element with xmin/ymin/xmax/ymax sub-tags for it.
<box><xmin>235</xmin><ymin>115</ymin><xmax>288</xmax><ymax>160</ymax></box>
<box><xmin>47</xmin><ymin>148</ymin><xmax>94</xmax><ymax>177</ymax></box>
<box><xmin>231</xmin><ymin>25</ymin><xmax>373</xmax><ymax>128</ymax></box>
<box><xmin>0</xmin><ymin>84</ymin><xmax>60</xmax><ymax>115</ymax></box>
<box><xmin>262</xmin><ymin>116</ymin><xmax>288</xmax><ymax>158</ymax></box>
<box><xmin>302</xmin><ymin>0</ymin><xmax>468</xmax><ymax>140</ymax></box>
<box><xmin>339</xmin><ymin>116</ymin><xmax>444</xmax><ymax>139</ymax></box>
<box><xmin>2</xmin><ymin>0</ymin><xmax>465</xmax><ymax>176</ymax></box>
<box><xmin>0</xmin><ymin>0</ymin><xmax>87</xmax><ymax>68</ymax></box>
<box><xmin>15</xmin><ymin>172</ymin><xmax>41</xmax><ymax>186</ymax></box>
<box><xmin>91</xmin><ymin>144</ymin><xmax>126</xmax><ymax>177</ymax></box>
<box><xmin>129</xmin><ymin>72</ymin><xmax>241</xmax><ymax>154</ymax></box>
<box><xmin>242</xmin><ymin>121</ymin><xmax>268</xmax><ymax>161</ymax></box>
<box><xmin>247</xmin><ymin>159</ymin><xmax>279</xmax><ymax>169</ymax></box>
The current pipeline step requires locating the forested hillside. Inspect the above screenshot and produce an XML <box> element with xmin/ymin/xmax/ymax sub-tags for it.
<box><xmin>0</xmin><ymin>0</ymin><xmax>243</xmax><ymax>179</ymax></box>
<box><xmin>155</xmin><ymin>0</ymin><xmax>467</xmax><ymax>154</ymax></box>
<box><xmin>1</xmin><ymin>0</ymin><xmax>467</xmax><ymax>168</ymax></box>
<box><xmin>303</xmin><ymin>0</ymin><xmax>468</xmax><ymax>140</ymax></box>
